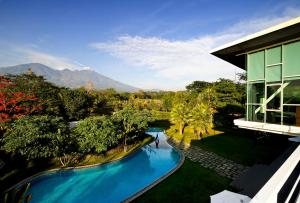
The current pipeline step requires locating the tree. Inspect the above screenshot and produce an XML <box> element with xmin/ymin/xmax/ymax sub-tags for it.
<box><xmin>214</xmin><ymin>78</ymin><xmax>244</xmax><ymax>106</ymax></box>
<box><xmin>10</xmin><ymin>73</ymin><xmax>64</xmax><ymax>117</ymax></box>
<box><xmin>161</xmin><ymin>92</ymin><xmax>175</xmax><ymax>111</ymax></box>
<box><xmin>237</xmin><ymin>72</ymin><xmax>246</xmax><ymax>82</ymax></box>
<box><xmin>170</xmin><ymin>103</ymin><xmax>189</xmax><ymax>135</ymax></box>
<box><xmin>1</xmin><ymin>115</ymin><xmax>76</xmax><ymax>166</ymax></box>
<box><xmin>113</xmin><ymin>106</ymin><xmax>151</xmax><ymax>152</ymax></box>
<box><xmin>0</xmin><ymin>76</ymin><xmax>42</xmax><ymax>125</ymax></box>
<box><xmin>73</xmin><ymin>116</ymin><xmax>119</xmax><ymax>154</ymax></box>
<box><xmin>189</xmin><ymin>103</ymin><xmax>213</xmax><ymax>139</ymax></box>
<box><xmin>186</xmin><ymin>81</ymin><xmax>211</xmax><ymax>93</ymax></box>
<box><xmin>59</xmin><ymin>88</ymin><xmax>93</xmax><ymax>120</ymax></box>
<box><xmin>197</xmin><ymin>87</ymin><xmax>218</xmax><ymax>111</ymax></box>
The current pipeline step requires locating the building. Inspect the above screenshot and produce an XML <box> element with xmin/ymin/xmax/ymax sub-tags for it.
<box><xmin>211</xmin><ymin>17</ymin><xmax>300</xmax><ymax>203</ymax></box>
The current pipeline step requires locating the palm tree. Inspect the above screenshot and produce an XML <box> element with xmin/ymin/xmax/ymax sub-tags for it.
<box><xmin>170</xmin><ymin>103</ymin><xmax>189</xmax><ymax>135</ymax></box>
<box><xmin>189</xmin><ymin>103</ymin><xmax>213</xmax><ymax>139</ymax></box>
<box><xmin>197</xmin><ymin>87</ymin><xmax>217</xmax><ymax>110</ymax></box>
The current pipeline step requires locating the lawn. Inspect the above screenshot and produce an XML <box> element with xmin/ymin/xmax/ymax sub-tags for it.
<box><xmin>166</xmin><ymin>125</ymin><xmax>290</xmax><ymax>166</ymax></box>
<box><xmin>191</xmin><ymin>129</ymin><xmax>290</xmax><ymax>166</ymax></box>
<box><xmin>166</xmin><ymin>125</ymin><xmax>223</xmax><ymax>146</ymax></box>
<box><xmin>134</xmin><ymin>159</ymin><xmax>232</xmax><ymax>203</ymax></box>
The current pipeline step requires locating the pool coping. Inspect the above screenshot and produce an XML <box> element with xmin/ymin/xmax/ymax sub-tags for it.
<box><xmin>122</xmin><ymin>137</ymin><xmax>185</xmax><ymax>203</ymax></box>
<box><xmin>5</xmin><ymin>136</ymin><xmax>153</xmax><ymax>193</ymax></box>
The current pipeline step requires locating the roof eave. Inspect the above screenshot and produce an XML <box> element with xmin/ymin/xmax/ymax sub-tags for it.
<box><xmin>211</xmin><ymin>16</ymin><xmax>300</xmax><ymax>70</ymax></box>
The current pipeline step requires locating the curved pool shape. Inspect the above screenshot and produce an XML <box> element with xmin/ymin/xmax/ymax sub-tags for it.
<box><xmin>27</xmin><ymin>131</ymin><xmax>180</xmax><ymax>203</ymax></box>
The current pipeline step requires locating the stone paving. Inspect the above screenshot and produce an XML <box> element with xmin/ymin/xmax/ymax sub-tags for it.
<box><xmin>167</xmin><ymin>138</ymin><xmax>249</xmax><ymax>180</ymax></box>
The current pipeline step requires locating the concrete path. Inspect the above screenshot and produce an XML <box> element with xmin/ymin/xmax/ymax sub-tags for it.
<box><xmin>167</xmin><ymin>138</ymin><xmax>249</xmax><ymax>180</ymax></box>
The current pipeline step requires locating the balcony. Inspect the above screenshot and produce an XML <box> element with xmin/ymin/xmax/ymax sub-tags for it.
<box><xmin>234</xmin><ymin>118</ymin><xmax>300</xmax><ymax>136</ymax></box>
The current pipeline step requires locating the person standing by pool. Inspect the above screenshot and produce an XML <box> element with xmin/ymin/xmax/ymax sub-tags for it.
<box><xmin>155</xmin><ymin>133</ymin><xmax>159</xmax><ymax>148</ymax></box>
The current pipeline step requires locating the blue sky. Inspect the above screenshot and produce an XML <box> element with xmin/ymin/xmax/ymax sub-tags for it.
<box><xmin>0</xmin><ymin>0</ymin><xmax>300</xmax><ymax>90</ymax></box>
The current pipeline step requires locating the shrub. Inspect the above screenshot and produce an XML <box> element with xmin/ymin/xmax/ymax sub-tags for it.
<box><xmin>1</xmin><ymin>115</ymin><xmax>76</xmax><ymax>164</ymax></box>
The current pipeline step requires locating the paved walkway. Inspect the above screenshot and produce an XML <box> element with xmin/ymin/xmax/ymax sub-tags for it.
<box><xmin>167</xmin><ymin>138</ymin><xmax>249</xmax><ymax>180</ymax></box>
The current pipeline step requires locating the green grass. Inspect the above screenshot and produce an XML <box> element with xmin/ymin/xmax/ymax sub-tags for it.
<box><xmin>191</xmin><ymin>130</ymin><xmax>290</xmax><ymax>166</ymax></box>
<box><xmin>134</xmin><ymin>159</ymin><xmax>232</xmax><ymax>203</ymax></box>
<box><xmin>166</xmin><ymin>124</ymin><xmax>290</xmax><ymax>166</ymax></box>
<box><xmin>166</xmin><ymin>125</ymin><xmax>223</xmax><ymax>146</ymax></box>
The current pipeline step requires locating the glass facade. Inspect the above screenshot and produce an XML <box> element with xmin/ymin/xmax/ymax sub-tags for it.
<box><xmin>246</xmin><ymin>40</ymin><xmax>300</xmax><ymax>127</ymax></box>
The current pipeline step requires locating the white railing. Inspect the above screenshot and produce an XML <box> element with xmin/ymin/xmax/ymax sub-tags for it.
<box><xmin>250</xmin><ymin>145</ymin><xmax>300</xmax><ymax>203</ymax></box>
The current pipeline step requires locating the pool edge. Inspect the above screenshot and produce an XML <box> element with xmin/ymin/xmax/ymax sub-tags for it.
<box><xmin>122</xmin><ymin>137</ymin><xmax>185</xmax><ymax>203</ymax></box>
<box><xmin>5</xmin><ymin>136</ymin><xmax>153</xmax><ymax>193</ymax></box>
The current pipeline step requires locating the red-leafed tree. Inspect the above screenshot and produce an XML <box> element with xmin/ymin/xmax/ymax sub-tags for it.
<box><xmin>0</xmin><ymin>76</ymin><xmax>43</xmax><ymax>124</ymax></box>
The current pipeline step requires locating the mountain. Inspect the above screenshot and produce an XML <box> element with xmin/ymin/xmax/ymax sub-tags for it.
<box><xmin>0</xmin><ymin>63</ymin><xmax>139</xmax><ymax>92</ymax></box>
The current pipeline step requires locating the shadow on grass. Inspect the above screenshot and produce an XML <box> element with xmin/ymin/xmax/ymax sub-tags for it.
<box><xmin>190</xmin><ymin>128</ymin><xmax>291</xmax><ymax>166</ymax></box>
<box><xmin>149</xmin><ymin>119</ymin><xmax>172</xmax><ymax>130</ymax></box>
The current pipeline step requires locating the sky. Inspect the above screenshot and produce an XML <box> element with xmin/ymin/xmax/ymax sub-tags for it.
<box><xmin>0</xmin><ymin>0</ymin><xmax>300</xmax><ymax>90</ymax></box>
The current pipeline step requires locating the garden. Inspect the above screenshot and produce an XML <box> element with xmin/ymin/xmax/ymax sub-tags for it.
<box><xmin>1</xmin><ymin>70</ymin><xmax>288</xmax><ymax>203</ymax></box>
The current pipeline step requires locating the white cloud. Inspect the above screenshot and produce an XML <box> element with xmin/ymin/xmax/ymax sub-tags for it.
<box><xmin>90</xmin><ymin>35</ymin><xmax>238</xmax><ymax>81</ymax></box>
<box><xmin>90</xmin><ymin>8</ymin><xmax>300</xmax><ymax>87</ymax></box>
<box><xmin>15</xmin><ymin>47</ymin><xmax>91</xmax><ymax>71</ymax></box>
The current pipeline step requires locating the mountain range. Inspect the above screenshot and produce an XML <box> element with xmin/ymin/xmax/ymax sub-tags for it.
<box><xmin>0</xmin><ymin>63</ymin><xmax>139</xmax><ymax>92</ymax></box>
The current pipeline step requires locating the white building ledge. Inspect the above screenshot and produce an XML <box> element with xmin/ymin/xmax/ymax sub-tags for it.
<box><xmin>234</xmin><ymin>118</ymin><xmax>300</xmax><ymax>136</ymax></box>
<box><xmin>250</xmin><ymin>145</ymin><xmax>300</xmax><ymax>203</ymax></box>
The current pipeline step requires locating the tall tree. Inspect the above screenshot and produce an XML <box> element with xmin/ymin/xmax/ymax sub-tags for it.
<box><xmin>59</xmin><ymin>88</ymin><xmax>93</xmax><ymax>120</ymax></box>
<box><xmin>197</xmin><ymin>87</ymin><xmax>218</xmax><ymax>111</ymax></box>
<box><xmin>113</xmin><ymin>106</ymin><xmax>151</xmax><ymax>152</ymax></box>
<box><xmin>10</xmin><ymin>72</ymin><xmax>64</xmax><ymax>117</ymax></box>
<box><xmin>186</xmin><ymin>81</ymin><xmax>211</xmax><ymax>93</ymax></box>
<box><xmin>0</xmin><ymin>76</ymin><xmax>42</xmax><ymax>126</ymax></box>
<box><xmin>73</xmin><ymin>116</ymin><xmax>119</xmax><ymax>154</ymax></box>
<box><xmin>189</xmin><ymin>103</ymin><xmax>213</xmax><ymax>139</ymax></box>
<box><xmin>170</xmin><ymin>103</ymin><xmax>189</xmax><ymax>135</ymax></box>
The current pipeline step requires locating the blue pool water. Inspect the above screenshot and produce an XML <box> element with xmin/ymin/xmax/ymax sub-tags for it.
<box><xmin>27</xmin><ymin>131</ymin><xmax>180</xmax><ymax>203</ymax></box>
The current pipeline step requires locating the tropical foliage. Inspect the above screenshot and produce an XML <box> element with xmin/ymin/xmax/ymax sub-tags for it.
<box><xmin>189</xmin><ymin>103</ymin><xmax>213</xmax><ymax>139</ymax></box>
<box><xmin>73</xmin><ymin>116</ymin><xmax>119</xmax><ymax>153</ymax></box>
<box><xmin>113</xmin><ymin>106</ymin><xmax>152</xmax><ymax>151</ymax></box>
<box><xmin>59</xmin><ymin>88</ymin><xmax>93</xmax><ymax>121</ymax></box>
<box><xmin>0</xmin><ymin>76</ymin><xmax>42</xmax><ymax>125</ymax></box>
<box><xmin>170</xmin><ymin>103</ymin><xmax>189</xmax><ymax>135</ymax></box>
<box><xmin>1</xmin><ymin>115</ymin><xmax>75</xmax><ymax>162</ymax></box>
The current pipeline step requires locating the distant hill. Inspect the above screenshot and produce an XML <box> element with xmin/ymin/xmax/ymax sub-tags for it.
<box><xmin>0</xmin><ymin>63</ymin><xmax>139</xmax><ymax>92</ymax></box>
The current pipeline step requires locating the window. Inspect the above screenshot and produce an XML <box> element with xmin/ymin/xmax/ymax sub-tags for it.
<box><xmin>248</xmin><ymin>82</ymin><xmax>264</xmax><ymax>104</ymax></box>
<box><xmin>266</xmin><ymin>46</ymin><xmax>281</xmax><ymax>65</ymax></box>
<box><xmin>247</xmin><ymin>105</ymin><xmax>264</xmax><ymax>122</ymax></box>
<box><xmin>266</xmin><ymin>111</ymin><xmax>281</xmax><ymax>124</ymax></box>
<box><xmin>283</xmin><ymin>79</ymin><xmax>300</xmax><ymax>104</ymax></box>
<box><xmin>248</xmin><ymin>50</ymin><xmax>265</xmax><ymax>81</ymax></box>
<box><xmin>267</xmin><ymin>85</ymin><xmax>281</xmax><ymax>110</ymax></box>
<box><xmin>266</xmin><ymin>46</ymin><xmax>282</xmax><ymax>82</ymax></box>
<box><xmin>282</xmin><ymin>106</ymin><xmax>300</xmax><ymax>126</ymax></box>
<box><xmin>266</xmin><ymin>65</ymin><xmax>281</xmax><ymax>82</ymax></box>
<box><xmin>283</xmin><ymin>40</ymin><xmax>300</xmax><ymax>77</ymax></box>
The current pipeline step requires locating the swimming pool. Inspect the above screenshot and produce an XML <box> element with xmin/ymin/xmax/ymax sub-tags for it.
<box><xmin>26</xmin><ymin>131</ymin><xmax>181</xmax><ymax>203</ymax></box>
